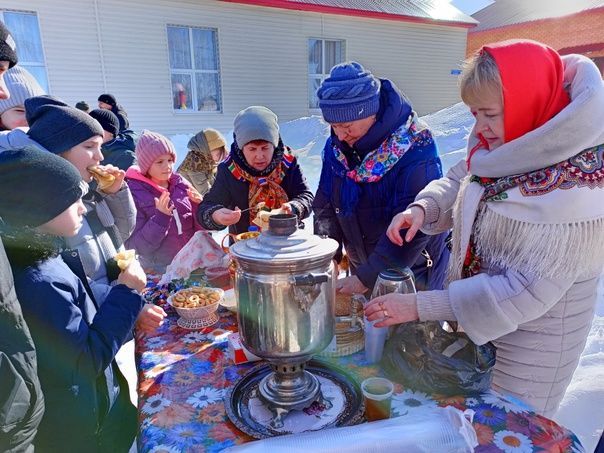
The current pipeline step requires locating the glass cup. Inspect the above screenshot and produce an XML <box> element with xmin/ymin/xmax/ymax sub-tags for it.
<box><xmin>363</xmin><ymin>317</ymin><xmax>388</xmax><ymax>364</ymax></box>
<box><xmin>361</xmin><ymin>377</ymin><xmax>394</xmax><ymax>422</ymax></box>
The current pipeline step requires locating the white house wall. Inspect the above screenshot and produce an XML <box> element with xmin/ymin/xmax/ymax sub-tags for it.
<box><xmin>4</xmin><ymin>0</ymin><xmax>467</xmax><ymax>135</ymax></box>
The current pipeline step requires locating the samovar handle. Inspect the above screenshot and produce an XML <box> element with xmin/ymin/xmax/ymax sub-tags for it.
<box><xmin>289</xmin><ymin>273</ymin><xmax>329</xmax><ymax>312</ymax></box>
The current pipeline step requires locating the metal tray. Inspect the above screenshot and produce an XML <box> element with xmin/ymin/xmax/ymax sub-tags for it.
<box><xmin>225</xmin><ymin>359</ymin><xmax>365</xmax><ymax>439</ymax></box>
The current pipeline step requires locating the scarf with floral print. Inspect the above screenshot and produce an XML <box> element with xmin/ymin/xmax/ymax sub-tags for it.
<box><xmin>227</xmin><ymin>148</ymin><xmax>295</xmax><ymax>220</ymax></box>
<box><xmin>332</xmin><ymin>115</ymin><xmax>432</xmax><ymax>184</ymax></box>
<box><xmin>461</xmin><ymin>143</ymin><xmax>604</xmax><ymax>278</ymax></box>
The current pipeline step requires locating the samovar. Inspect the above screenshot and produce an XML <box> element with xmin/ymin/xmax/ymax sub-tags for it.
<box><xmin>229</xmin><ymin>214</ymin><xmax>338</xmax><ymax>427</ymax></box>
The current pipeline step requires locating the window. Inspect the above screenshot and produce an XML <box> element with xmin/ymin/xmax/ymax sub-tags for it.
<box><xmin>1</xmin><ymin>10</ymin><xmax>49</xmax><ymax>92</ymax></box>
<box><xmin>167</xmin><ymin>25</ymin><xmax>222</xmax><ymax>112</ymax></box>
<box><xmin>308</xmin><ymin>38</ymin><xmax>345</xmax><ymax>109</ymax></box>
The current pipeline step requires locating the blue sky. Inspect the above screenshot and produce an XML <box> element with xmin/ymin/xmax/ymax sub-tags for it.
<box><xmin>451</xmin><ymin>0</ymin><xmax>493</xmax><ymax>15</ymax></box>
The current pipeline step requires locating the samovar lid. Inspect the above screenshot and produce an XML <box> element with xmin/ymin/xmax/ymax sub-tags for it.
<box><xmin>230</xmin><ymin>214</ymin><xmax>338</xmax><ymax>270</ymax></box>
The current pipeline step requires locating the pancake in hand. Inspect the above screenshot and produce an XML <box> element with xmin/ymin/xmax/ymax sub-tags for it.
<box><xmin>115</xmin><ymin>249</ymin><xmax>135</xmax><ymax>271</ymax></box>
<box><xmin>88</xmin><ymin>165</ymin><xmax>116</xmax><ymax>190</ymax></box>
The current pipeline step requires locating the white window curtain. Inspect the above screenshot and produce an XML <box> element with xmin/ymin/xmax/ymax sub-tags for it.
<box><xmin>167</xmin><ymin>25</ymin><xmax>222</xmax><ymax>112</ymax></box>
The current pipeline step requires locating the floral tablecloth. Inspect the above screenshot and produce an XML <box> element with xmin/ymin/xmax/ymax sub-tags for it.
<box><xmin>136</xmin><ymin>283</ymin><xmax>585</xmax><ymax>453</ymax></box>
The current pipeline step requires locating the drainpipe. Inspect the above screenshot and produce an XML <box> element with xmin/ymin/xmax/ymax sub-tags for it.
<box><xmin>93</xmin><ymin>0</ymin><xmax>107</xmax><ymax>91</ymax></box>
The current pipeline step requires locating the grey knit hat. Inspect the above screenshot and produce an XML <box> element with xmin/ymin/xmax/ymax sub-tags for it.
<box><xmin>317</xmin><ymin>61</ymin><xmax>381</xmax><ymax>123</ymax></box>
<box><xmin>0</xmin><ymin>66</ymin><xmax>45</xmax><ymax>115</ymax></box>
<box><xmin>25</xmin><ymin>95</ymin><xmax>104</xmax><ymax>154</ymax></box>
<box><xmin>233</xmin><ymin>106</ymin><xmax>279</xmax><ymax>149</ymax></box>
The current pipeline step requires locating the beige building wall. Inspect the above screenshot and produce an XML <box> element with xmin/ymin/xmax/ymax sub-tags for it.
<box><xmin>3</xmin><ymin>0</ymin><xmax>467</xmax><ymax>135</ymax></box>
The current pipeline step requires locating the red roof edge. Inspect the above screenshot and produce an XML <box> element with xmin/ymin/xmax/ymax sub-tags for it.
<box><xmin>470</xmin><ymin>5</ymin><xmax>604</xmax><ymax>34</ymax></box>
<box><xmin>558</xmin><ymin>42</ymin><xmax>604</xmax><ymax>55</ymax></box>
<box><xmin>220</xmin><ymin>0</ymin><xmax>476</xmax><ymax>28</ymax></box>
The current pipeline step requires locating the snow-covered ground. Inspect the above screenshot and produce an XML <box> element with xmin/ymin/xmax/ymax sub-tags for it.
<box><xmin>121</xmin><ymin>103</ymin><xmax>604</xmax><ymax>450</ymax></box>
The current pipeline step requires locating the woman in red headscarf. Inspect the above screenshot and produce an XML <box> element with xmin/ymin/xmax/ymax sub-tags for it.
<box><xmin>366</xmin><ymin>40</ymin><xmax>604</xmax><ymax>416</ymax></box>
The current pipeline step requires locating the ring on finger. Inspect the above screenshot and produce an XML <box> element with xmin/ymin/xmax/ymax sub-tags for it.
<box><xmin>383</xmin><ymin>309</ymin><xmax>390</xmax><ymax>318</ymax></box>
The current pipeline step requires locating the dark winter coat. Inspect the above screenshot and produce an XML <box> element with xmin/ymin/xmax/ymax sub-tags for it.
<box><xmin>197</xmin><ymin>145</ymin><xmax>314</xmax><ymax>236</ymax></box>
<box><xmin>100</xmin><ymin>133</ymin><xmax>137</xmax><ymax>171</ymax></box>
<box><xmin>111</xmin><ymin>105</ymin><xmax>129</xmax><ymax>133</ymax></box>
<box><xmin>313</xmin><ymin>80</ymin><xmax>449</xmax><ymax>290</ymax></box>
<box><xmin>11</xmin><ymin>249</ymin><xmax>143</xmax><ymax>452</ymax></box>
<box><xmin>0</xmin><ymin>239</ymin><xmax>44</xmax><ymax>453</ymax></box>
<box><xmin>126</xmin><ymin>168</ymin><xmax>202</xmax><ymax>273</ymax></box>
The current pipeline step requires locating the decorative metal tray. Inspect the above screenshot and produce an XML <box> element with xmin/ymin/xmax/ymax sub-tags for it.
<box><xmin>225</xmin><ymin>359</ymin><xmax>364</xmax><ymax>439</ymax></box>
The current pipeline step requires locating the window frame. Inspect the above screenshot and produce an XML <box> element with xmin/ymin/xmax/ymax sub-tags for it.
<box><xmin>308</xmin><ymin>37</ymin><xmax>346</xmax><ymax>111</ymax></box>
<box><xmin>166</xmin><ymin>24</ymin><xmax>223</xmax><ymax>114</ymax></box>
<box><xmin>0</xmin><ymin>9</ymin><xmax>50</xmax><ymax>92</ymax></box>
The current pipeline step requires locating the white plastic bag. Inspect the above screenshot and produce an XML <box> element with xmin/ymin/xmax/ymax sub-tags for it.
<box><xmin>158</xmin><ymin>230</ymin><xmax>229</xmax><ymax>285</ymax></box>
<box><xmin>223</xmin><ymin>406</ymin><xmax>477</xmax><ymax>453</ymax></box>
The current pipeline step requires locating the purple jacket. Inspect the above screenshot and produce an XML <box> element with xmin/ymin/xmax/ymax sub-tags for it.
<box><xmin>125</xmin><ymin>168</ymin><xmax>201</xmax><ymax>272</ymax></box>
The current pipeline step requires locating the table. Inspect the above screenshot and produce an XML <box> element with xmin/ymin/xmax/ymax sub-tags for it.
<box><xmin>136</xmin><ymin>282</ymin><xmax>585</xmax><ymax>453</ymax></box>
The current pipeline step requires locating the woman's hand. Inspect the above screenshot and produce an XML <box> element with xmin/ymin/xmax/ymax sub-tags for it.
<box><xmin>386</xmin><ymin>206</ymin><xmax>425</xmax><ymax>246</ymax></box>
<box><xmin>136</xmin><ymin>303</ymin><xmax>167</xmax><ymax>332</ymax></box>
<box><xmin>117</xmin><ymin>258</ymin><xmax>147</xmax><ymax>293</ymax></box>
<box><xmin>364</xmin><ymin>293</ymin><xmax>419</xmax><ymax>327</ymax></box>
<box><xmin>336</xmin><ymin>275</ymin><xmax>368</xmax><ymax>295</ymax></box>
<box><xmin>187</xmin><ymin>186</ymin><xmax>202</xmax><ymax>204</ymax></box>
<box><xmin>154</xmin><ymin>192</ymin><xmax>174</xmax><ymax>216</ymax></box>
<box><xmin>99</xmin><ymin>164</ymin><xmax>125</xmax><ymax>194</ymax></box>
<box><xmin>280</xmin><ymin>202</ymin><xmax>294</xmax><ymax>215</ymax></box>
<box><xmin>212</xmin><ymin>207</ymin><xmax>241</xmax><ymax>226</ymax></box>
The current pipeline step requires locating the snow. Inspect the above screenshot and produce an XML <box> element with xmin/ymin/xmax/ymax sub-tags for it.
<box><xmin>164</xmin><ymin>103</ymin><xmax>603</xmax><ymax>451</ymax></box>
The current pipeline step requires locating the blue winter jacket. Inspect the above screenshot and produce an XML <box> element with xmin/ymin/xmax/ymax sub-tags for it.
<box><xmin>313</xmin><ymin>80</ymin><xmax>449</xmax><ymax>291</ymax></box>
<box><xmin>11</xmin><ymin>250</ymin><xmax>143</xmax><ymax>451</ymax></box>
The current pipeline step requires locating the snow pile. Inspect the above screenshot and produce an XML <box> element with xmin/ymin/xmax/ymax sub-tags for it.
<box><xmin>554</xmin><ymin>278</ymin><xmax>604</xmax><ymax>452</ymax></box>
<box><xmin>280</xmin><ymin>115</ymin><xmax>329</xmax><ymax>195</ymax></box>
<box><xmin>421</xmin><ymin>101</ymin><xmax>474</xmax><ymax>172</ymax></box>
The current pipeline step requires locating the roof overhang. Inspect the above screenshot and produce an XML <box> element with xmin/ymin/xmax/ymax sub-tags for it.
<box><xmin>219</xmin><ymin>0</ymin><xmax>477</xmax><ymax>29</ymax></box>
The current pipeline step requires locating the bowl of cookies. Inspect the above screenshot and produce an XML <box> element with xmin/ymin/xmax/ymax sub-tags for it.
<box><xmin>167</xmin><ymin>286</ymin><xmax>224</xmax><ymax>329</ymax></box>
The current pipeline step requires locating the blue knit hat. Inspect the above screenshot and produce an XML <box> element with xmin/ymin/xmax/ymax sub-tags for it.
<box><xmin>25</xmin><ymin>95</ymin><xmax>103</xmax><ymax>154</ymax></box>
<box><xmin>316</xmin><ymin>61</ymin><xmax>381</xmax><ymax>123</ymax></box>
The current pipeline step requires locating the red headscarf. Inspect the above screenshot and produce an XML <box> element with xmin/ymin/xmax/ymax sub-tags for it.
<box><xmin>483</xmin><ymin>39</ymin><xmax>570</xmax><ymax>143</ymax></box>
